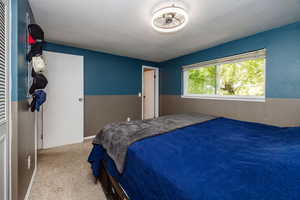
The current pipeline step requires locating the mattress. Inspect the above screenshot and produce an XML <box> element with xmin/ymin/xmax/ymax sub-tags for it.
<box><xmin>88</xmin><ymin>118</ymin><xmax>300</xmax><ymax>200</ymax></box>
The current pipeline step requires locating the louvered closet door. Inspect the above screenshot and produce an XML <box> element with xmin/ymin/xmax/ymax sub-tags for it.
<box><xmin>0</xmin><ymin>0</ymin><xmax>9</xmax><ymax>199</ymax></box>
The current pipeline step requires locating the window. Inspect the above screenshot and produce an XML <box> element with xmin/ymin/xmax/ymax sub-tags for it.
<box><xmin>183</xmin><ymin>50</ymin><xmax>266</xmax><ymax>101</ymax></box>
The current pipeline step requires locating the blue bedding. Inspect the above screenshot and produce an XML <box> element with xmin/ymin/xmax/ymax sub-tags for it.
<box><xmin>88</xmin><ymin>118</ymin><xmax>300</xmax><ymax>200</ymax></box>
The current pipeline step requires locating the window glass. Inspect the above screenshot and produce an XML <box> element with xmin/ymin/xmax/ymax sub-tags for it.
<box><xmin>183</xmin><ymin>52</ymin><xmax>265</xmax><ymax>100</ymax></box>
<box><xmin>187</xmin><ymin>65</ymin><xmax>216</xmax><ymax>95</ymax></box>
<box><xmin>217</xmin><ymin>58</ymin><xmax>265</xmax><ymax>96</ymax></box>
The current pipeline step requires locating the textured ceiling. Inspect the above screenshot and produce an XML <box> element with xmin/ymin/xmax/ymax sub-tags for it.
<box><xmin>29</xmin><ymin>0</ymin><xmax>300</xmax><ymax>62</ymax></box>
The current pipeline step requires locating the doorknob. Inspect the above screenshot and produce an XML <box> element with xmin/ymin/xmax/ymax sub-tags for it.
<box><xmin>78</xmin><ymin>98</ymin><xmax>83</xmax><ymax>102</ymax></box>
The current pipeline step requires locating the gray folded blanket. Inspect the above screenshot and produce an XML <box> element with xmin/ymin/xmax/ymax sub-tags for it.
<box><xmin>93</xmin><ymin>113</ymin><xmax>216</xmax><ymax>173</ymax></box>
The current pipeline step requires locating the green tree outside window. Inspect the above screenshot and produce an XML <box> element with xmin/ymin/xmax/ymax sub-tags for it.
<box><xmin>186</xmin><ymin>58</ymin><xmax>265</xmax><ymax>97</ymax></box>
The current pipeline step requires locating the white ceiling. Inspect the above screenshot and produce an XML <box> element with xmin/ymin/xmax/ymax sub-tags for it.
<box><xmin>29</xmin><ymin>0</ymin><xmax>300</xmax><ymax>62</ymax></box>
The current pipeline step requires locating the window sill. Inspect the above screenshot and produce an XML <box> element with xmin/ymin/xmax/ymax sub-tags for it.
<box><xmin>181</xmin><ymin>95</ymin><xmax>266</xmax><ymax>102</ymax></box>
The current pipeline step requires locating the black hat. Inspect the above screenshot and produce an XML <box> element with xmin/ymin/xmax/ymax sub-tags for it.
<box><xmin>31</xmin><ymin>68</ymin><xmax>36</xmax><ymax>77</ymax></box>
<box><xmin>29</xmin><ymin>73</ymin><xmax>48</xmax><ymax>94</ymax></box>
<box><xmin>27</xmin><ymin>42</ymin><xmax>43</xmax><ymax>61</ymax></box>
<box><xmin>28</xmin><ymin>24</ymin><xmax>44</xmax><ymax>41</ymax></box>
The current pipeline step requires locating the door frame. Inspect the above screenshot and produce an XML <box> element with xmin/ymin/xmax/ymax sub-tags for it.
<box><xmin>141</xmin><ymin>66</ymin><xmax>159</xmax><ymax>120</ymax></box>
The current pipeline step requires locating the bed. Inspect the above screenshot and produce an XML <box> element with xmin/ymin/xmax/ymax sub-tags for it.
<box><xmin>88</xmin><ymin>114</ymin><xmax>300</xmax><ymax>200</ymax></box>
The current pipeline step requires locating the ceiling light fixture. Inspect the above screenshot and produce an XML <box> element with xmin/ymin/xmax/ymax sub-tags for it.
<box><xmin>151</xmin><ymin>4</ymin><xmax>188</xmax><ymax>33</ymax></box>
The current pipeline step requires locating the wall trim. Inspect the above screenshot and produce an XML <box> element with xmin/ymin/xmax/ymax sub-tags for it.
<box><xmin>23</xmin><ymin>166</ymin><xmax>36</xmax><ymax>200</ymax></box>
<box><xmin>84</xmin><ymin>135</ymin><xmax>96</xmax><ymax>140</ymax></box>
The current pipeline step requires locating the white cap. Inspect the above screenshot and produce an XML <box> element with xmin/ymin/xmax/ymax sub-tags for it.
<box><xmin>32</xmin><ymin>55</ymin><xmax>46</xmax><ymax>73</ymax></box>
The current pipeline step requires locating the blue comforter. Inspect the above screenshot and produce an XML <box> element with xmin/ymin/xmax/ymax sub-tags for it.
<box><xmin>88</xmin><ymin>118</ymin><xmax>300</xmax><ymax>200</ymax></box>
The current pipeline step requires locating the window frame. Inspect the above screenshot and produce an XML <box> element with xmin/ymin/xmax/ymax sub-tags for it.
<box><xmin>182</xmin><ymin>50</ymin><xmax>266</xmax><ymax>102</ymax></box>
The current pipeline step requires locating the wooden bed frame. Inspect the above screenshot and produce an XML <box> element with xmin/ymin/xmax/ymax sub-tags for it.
<box><xmin>97</xmin><ymin>161</ymin><xmax>130</xmax><ymax>200</ymax></box>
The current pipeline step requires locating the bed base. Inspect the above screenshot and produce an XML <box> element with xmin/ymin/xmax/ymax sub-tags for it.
<box><xmin>97</xmin><ymin>161</ymin><xmax>129</xmax><ymax>200</ymax></box>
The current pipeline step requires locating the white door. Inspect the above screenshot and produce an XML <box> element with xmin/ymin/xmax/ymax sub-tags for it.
<box><xmin>143</xmin><ymin>70</ymin><xmax>155</xmax><ymax>119</ymax></box>
<box><xmin>43</xmin><ymin>51</ymin><xmax>84</xmax><ymax>149</ymax></box>
<box><xmin>0</xmin><ymin>0</ymin><xmax>9</xmax><ymax>199</ymax></box>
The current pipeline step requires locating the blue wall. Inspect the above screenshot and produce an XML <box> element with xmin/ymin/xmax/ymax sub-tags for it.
<box><xmin>13</xmin><ymin>18</ymin><xmax>300</xmax><ymax>99</ymax></box>
<box><xmin>11</xmin><ymin>0</ymin><xmax>18</xmax><ymax>101</ymax></box>
<box><xmin>11</xmin><ymin>0</ymin><xmax>35</xmax><ymax>101</ymax></box>
<box><xmin>44</xmin><ymin>43</ymin><xmax>157</xmax><ymax>95</ymax></box>
<box><xmin>159</xmin><ymin>22</ymin><xmax>300</xmax><ymax>98</ymax></box>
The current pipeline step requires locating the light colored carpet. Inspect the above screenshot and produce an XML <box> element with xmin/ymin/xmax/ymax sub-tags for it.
<box><xmin>29</xmin><ymin>140</ymin><xmax>107</xmax><ymax>200</ymax></box>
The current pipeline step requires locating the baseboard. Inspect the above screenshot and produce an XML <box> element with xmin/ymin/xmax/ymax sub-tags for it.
<box><xmin>84</xmin><ymin>135</ymin><xmax>96</xmax><ymax>140</ymax></box>
<box><xmin>24</xmin><ymin>167</ymin><xmax>37</xmax><ymax>200</ymax></box>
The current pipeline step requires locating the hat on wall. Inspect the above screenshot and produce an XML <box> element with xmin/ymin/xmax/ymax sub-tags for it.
<box><xmin>29</xmin><ymin>73</ymin><xmax>48</xmax><ymax>94</ymax></box>
<box><xmin>28</xmin><ymin>33</ymin><xmax>36</xmax><ymax>45</ymax></box>
<box><xmin>28</xmin><ymin>24</ymin><xmax>44</xmax><ymax>41</ymax></box>
<box><xmin>31</xmin><ymin>56</ymin><xmax>46</xmax><ymax>73</ymax></box>
<box><xmin>30</xmin><ymin>90</ymin><xmax>46</xmax><ymax>112</ymax></box>
<box><xmin>27</xmin><ymin>42</ymin><xmax>43</xmax><ymax>61</ymax></box>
